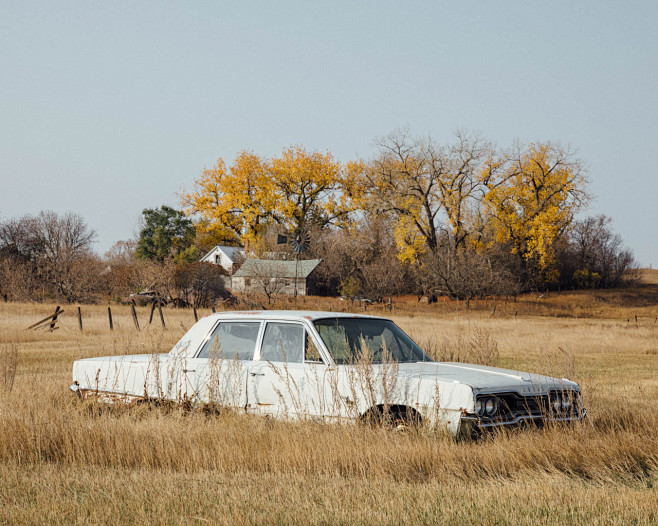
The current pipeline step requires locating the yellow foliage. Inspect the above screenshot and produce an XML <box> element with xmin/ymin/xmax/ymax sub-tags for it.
<box><xmin>269</xmin><ymin>145</ymin><xmax>349</xmax><ymax>232</ymax></box>
<box><xmin>181</xmin><ymin>136</ymin><xmax>588</xmax><ymax>275</ymax></box>
<box><xmin>483</xmin><ymin>142</ymin><xmax>589</xmax><ymax>270</ymax></box>
<box><xmin>360</xmin><ymin>132</ymin><xmax>488</xmax><ymax>262</ymax></box>
<box><xmin>181</xmin><ymin>146</ymin><xmax>356</xmax><ymax>246</ymax></box>
<box><xmin>393</xmin><ymin>216</ymin><xmax>427</xmax><ymax>263</ymax></box>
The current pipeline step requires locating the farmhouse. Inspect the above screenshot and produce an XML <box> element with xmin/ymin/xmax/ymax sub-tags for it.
<box><xmin>199</xmin><ymin>245</ymin><xmax>245</xmax><ymax>289</ymax></box>
<box><xmin>232</xmin><ymin>258</ymin><xmax>322</xmax><ymax>296</ymax></box>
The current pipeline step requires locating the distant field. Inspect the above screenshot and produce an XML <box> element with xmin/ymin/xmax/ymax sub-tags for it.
<box><xmin>1</xmin><ymin>281</ymin><xmax>657</xmax><ymax>525</ymax></box>
<box><xmin>640</xmin><ymin>268</ymin><xmax>658</xmax><ymax>284</ymax></box>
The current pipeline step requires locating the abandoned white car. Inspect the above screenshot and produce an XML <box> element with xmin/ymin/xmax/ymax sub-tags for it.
<box><xmin>70</xmin><ymin>311</ymin><xmax>586</xmax><ymax>438</ymax></box>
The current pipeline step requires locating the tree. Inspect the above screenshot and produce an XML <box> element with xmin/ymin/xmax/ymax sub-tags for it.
<box><xmin>269</xmin><ymin>145</ymin><xmax>351</xmax><ymax>233</ymax></box>
<box><xmin>105</xmin><ymin>239</ymin><xmax>136</xmax><ymax>264</ymax></box>
<box><xmin>31</xmin><ymin>211</ymin><xmax>99</xmax><ymax>302</ymax></box>
<box><xmin>558</xmin><ymin>215</ymin><xmax>636</xmax><ymax>288</ymax></box>
<box><xmin>135</xmin><ymin>206</ymin><xmax>195</xmax><ymax>263</ymax></box>
<box><xmin>173</xmin><ymin>262</ymin><xmax>229</xmax><ymax>308</ymax></box>
<box><xmin>181</xmin><ymin>152</ymin><xmax>272</xmax><ymax>246</ymax></box>
<box><xmin>312</xmin><ymin>214</ymin><xmax>409</xmax><ymax>300</ymax></box>
<box><xmin>248</xmin><ymin>260</ymin><xmax>288</xmax><ymax>304</ymax></box>
<box><xmin>0</xmin><ymin>211</ymin><xmax>99</xmax><ymax>302</ymax></box>
<box><xmin>423</xmin><ymin>236</ymin><xmax>520</xmax><ymax>300</ymax></box>
<box><xmin>0</xmin><ymin>216</ymin><xmax>39</xmax><ymax>261</ymax></box>
<box><xmin>482</xmin><ymin>142</ymin><xmax>589</xmax><ymax>279</ymax></box>
<box><xmin>360</xmin><ymin>130</ymin><xmax>489</xmax><ymax>263</ymax></box>
<box><xmin>181</xmin><ymin>146</ymin><xmax>354</xmax><ymax>247</ymax></box>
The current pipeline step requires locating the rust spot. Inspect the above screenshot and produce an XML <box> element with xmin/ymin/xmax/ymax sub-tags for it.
<box><xmin>80</xmin><ymin>389</ymin><xmax>139</xmax><ymax>405</ymax></box>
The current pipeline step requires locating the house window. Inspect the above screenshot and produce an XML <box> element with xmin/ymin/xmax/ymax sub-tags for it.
<box><xmin>245</xmin><ymin>278</ymin><xmax>251</xmax><ymax>286</ymax></box>
<box><xmin>284</xmin><ymin>278</ymin><xmax>292</xmax><ymax>287</ymax></box>
<box><xmin>214</xmin><ymin>254</ymin><xmax>220</xmax><ymax>264</ymax></box>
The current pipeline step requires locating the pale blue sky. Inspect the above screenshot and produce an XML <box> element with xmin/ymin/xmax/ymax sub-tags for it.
<box><xmin>1</xmin><ymin>1</ymin><xmax>657</xmax><ymax>264</ymax></box>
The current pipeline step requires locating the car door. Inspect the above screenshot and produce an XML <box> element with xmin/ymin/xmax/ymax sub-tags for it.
<box><xmin>247</xmin><ymin>321</ymin><xmax>329</xmax><ymax>418</ymax></box>
<box><xmin>179</xmin><ymin>320</ymin><xmax>262</xmax><ymax>409</ymax></box>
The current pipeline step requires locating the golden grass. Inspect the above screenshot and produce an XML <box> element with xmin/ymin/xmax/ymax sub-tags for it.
<box><xmin>1</xmin><ymin>295</ymin><xmax>657</xmax><ymax>524</ymax></box>
<box><xmin>2</xmin><ymin>466</ymin><xmax>657</xmax><ymax>526</ymax></box>
<box><xmin>639</xmin><ymin>268</ymin><xmax>658</xmax><ymax>285</ymax></box>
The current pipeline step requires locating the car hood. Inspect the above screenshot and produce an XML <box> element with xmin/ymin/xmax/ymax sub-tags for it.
<box><xmin>390</xmin><ymin>362</ymin><xmax>579</xmax><ymax>395</ymax></box>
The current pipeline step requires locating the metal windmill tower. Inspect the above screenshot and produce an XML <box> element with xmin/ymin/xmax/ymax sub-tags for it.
<box><xmin>277</xmin><ymin>228</ymin><xmax>311</xmax><ymax>297</ymax></box>
<box><xmin>291</xmin><ymin>229</ymin><xmax>310</xmax><ymax>297</ymax></box>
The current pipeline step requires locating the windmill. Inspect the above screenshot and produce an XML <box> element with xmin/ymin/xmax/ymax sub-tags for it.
<box><xmin>277</xmin><ymin>228</ymin><xmax>311</xmax><ymax>296</ymax></box>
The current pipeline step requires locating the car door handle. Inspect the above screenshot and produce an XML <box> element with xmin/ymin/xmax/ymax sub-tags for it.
<box><xmin>250</xmin><ymin>372</ymin><xmax>265</xmax><ymax>377</ymax></box>
<box><xmin>183</xmin><ymin>369</ymin><xmax>196</xmax><ymax>373</ymax></box>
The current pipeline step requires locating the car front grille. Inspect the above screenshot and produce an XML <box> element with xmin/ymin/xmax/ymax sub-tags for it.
<box><xmin>479</xmin><ymin>390</ymin><xmax>583</xmax><ymax>422</ymax></box>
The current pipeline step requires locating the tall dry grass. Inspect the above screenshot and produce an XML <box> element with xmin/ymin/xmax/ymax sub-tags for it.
<box><xmin>1</xmin><ymin>389</ymin><xmax>656</xmax><ymax>482</ymax></box>
<box><xmin>0</xmin><ymin>299</ymin><xmax>657</xmax><ymax>524</ymax></box>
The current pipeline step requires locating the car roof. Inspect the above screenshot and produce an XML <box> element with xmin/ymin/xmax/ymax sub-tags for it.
<box><xmin>204</xmin><ymin>310</ymin><xmax>389</xmax><ymax>323</ymax></box>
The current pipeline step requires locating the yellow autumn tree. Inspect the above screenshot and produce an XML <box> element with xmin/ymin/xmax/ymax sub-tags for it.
<box><xmin>482</xmin><ymin>142</ymin><xmax>589</xmax><ymax>272</ymax></box>
<box><xmin>269</xmin><ymin>145</ymin><xmax>352</xmax><ymax>233</ymax></box>
<box><xmin>361</xmin><ymin>130</ymin><xmax>489</xmax><ymax>262</ymax></box>
<box><xmin>181</xmin><ymin>146</ymin><xmax>355</xmax><ymax>247</ymax></box>
<box><xmin>180</xmin><ymin>151</ymin><xmax>272</xmax><ymax>246</ymax></box>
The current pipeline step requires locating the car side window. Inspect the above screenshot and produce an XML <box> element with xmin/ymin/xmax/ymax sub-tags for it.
<box><xmin>315</xmin><ymin>323</ymin><xmax>350</xmax><ymax>363</ymax></box>
<box><xmin>197</xmin><ymin>322</ymin><xmax>261</xmax><ymax>360</ymax></box>
<box><xmin>260</xmin><ymin>323</ymin><xmax>304</xmax><ymax>363</ymax></box>
<box><xmin>305</xmin><ymin>332</ymin><xmax>323</xmax><ymax>363</ymax></box>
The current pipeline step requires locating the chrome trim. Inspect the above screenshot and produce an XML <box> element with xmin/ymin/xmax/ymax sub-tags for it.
<box><xmin>461</xmin><ymin>407</ymin><xmax>587</xmax><ymax>428</ymax></box>
<box><xmin>69</xmin><ymin>381</ymin><xmax>81</xmax><ymax>397</ymax></box>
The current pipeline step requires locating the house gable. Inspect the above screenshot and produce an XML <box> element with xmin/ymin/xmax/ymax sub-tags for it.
<box><xmin>200</xmin><ymin>245</ymin><xmax>245</xmax><ymax>274</ymax></box>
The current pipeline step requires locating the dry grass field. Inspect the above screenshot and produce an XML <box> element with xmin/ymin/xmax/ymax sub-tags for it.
<box><xmin>1</xmin><ymin>277</ymin><xmax>657</xmax><ymax>525</ymax></box>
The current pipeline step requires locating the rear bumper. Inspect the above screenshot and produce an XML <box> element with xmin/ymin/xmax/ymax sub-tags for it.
<box><xmin>69</xmin><ymin>382</ymin><xmax>142</xmax><ymax>404</ymax></box>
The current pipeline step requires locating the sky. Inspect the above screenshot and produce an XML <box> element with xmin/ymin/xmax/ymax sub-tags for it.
<box><xmin>1</xmin><ymin>1</ymin><xmax>657</xmax><ymax>265</ymax></box>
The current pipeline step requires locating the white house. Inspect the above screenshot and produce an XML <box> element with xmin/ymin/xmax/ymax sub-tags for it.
<box><xmin>199</xmin><ymin>245</ymin><xmax>245</xmax><ymax>289</ymax></box>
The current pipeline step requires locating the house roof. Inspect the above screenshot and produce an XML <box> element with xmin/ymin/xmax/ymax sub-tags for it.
<box><xmin>233</xmin><ymin>258</ymin><xmax>322</xmax><ymax>279</ymax></box>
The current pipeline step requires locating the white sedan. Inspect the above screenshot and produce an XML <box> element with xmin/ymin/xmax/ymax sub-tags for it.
<box><xmin>70</xmin><ymin>311</ymin><xmax>586</xmax><ymax>438</ymax></box>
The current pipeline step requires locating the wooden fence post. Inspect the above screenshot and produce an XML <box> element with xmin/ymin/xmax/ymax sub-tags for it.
<box><xmin>131</xmin><ymin>302</ymin><xmax>140</xmax><ymax>331</ymax></box>
<box><xmin>148</xmin><ymin>301</ymin><xmax>156</xmax><ymax>324</ymax></box>
<box><xmin>49</xmin><ymin>306</ymin><xmax>61</xmax><ymax>331</ymax></box>
<box><xmin>108</xmin><ymin>307</ymin><xmax>113</xmax><ymax>330</ymax></box>
<box><xmin>193</xmin><ymin>307</ymin><xmax>198</xmax><ymax>322</ymax></box>
<box><xmin>158</xmin><ymin>302</ymin><xmax>166</xmax><ymax>328</ymax></box>
<box><xmin>77</xmin><ymin>306</ymin><xmax>83</xmax><ymax>331</ymax></box>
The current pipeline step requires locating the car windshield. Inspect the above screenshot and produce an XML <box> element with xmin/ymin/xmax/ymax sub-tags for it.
<box><xmin>313</xmin><ymin>317</ymin><xmax>432</xmax><ymax>364</ymax></box>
